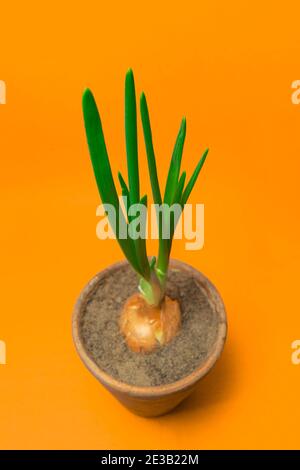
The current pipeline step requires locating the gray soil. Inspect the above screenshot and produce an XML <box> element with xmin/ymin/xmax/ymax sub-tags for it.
<box><xmin>79</xmin><ymin>264</ymin><xmax>220</xmax><ymax>387</ymax></box>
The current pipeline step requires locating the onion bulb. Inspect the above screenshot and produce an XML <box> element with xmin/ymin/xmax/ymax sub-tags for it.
<box><xmin>119</xmin><ymin>293</ymin><xmax>181</xmax><ymax>353</ymax></box>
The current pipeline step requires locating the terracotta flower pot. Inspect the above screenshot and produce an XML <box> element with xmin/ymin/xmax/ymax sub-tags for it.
<box><xmin>72</xmin><ymin>259</ymin><xmax>227</xmax><ymax>417</ymax></box>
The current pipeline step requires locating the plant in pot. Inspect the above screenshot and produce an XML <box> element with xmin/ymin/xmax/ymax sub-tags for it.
<box><xmin>72</xmin><ymin>69</ymin><xmax>227</xmax><ymax>417</ymax></box>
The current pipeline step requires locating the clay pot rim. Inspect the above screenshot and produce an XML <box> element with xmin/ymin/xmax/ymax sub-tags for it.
<box><xmin>72</xmin><ymin>258</ymin><xmax>227</xmax><ymax>399</ymax></box>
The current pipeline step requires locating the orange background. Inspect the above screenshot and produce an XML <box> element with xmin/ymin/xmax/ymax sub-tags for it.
<box><xmin>1</xmin><ymin>0</ymin><xmax>300</xmax><ymax>450</ymax></box>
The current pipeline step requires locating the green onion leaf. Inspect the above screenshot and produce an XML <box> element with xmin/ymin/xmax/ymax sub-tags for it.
<box><xmin>118</xmin><ymin>171</ymin><xmax>131</xmax><ymax>221</ymax></box>
<box><xmin>168</xmin><ymin>171</ymin><xmax>186</xmax><ymax>252</ymax></box>
<box><xmin>150</xmin><ymin>256</ymin><xmax>156</xmax><ymax>270</ymax></box>
<box><xmin>132</xmin><ymin>195</ymin><xmax>150</xmax><ymax>279</ymax></box>
<box><xmin>181</xmin><ymin>148</ymin><xmax>209</xmax><ymax>206</ymax></box>
<box><xmin>174</xmin><ymin>171</ymin><xmax>186</xmax><ymax>205</ymax></box>
<box><xmin>125</xmin><ymin>69</ymin><xmax>139</xmax><ymax>205</ymax></box>
<box><xmin>82</xmin><ymin>88</ymin><xmax>142</xmax><ymax>275</ymax></box>
<box><xmin>164</xmin><ymin>117</ymin><xmax>186</xmax><ymax>205</ymax></box>
<box><xmin>140</xmin><ymin>92</ymin><xmax>162</xmax><ymax>205</ymax></box>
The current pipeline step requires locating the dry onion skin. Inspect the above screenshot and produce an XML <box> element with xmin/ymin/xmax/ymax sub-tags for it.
<box><xmin>119</xmin><ymin>294</ymin><xmax>181</xmax><ymax>353</ymax></box>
